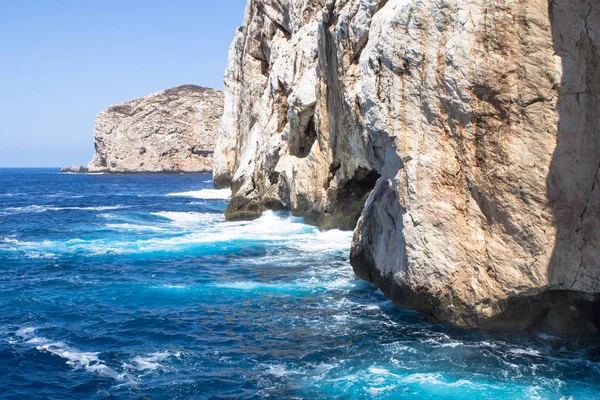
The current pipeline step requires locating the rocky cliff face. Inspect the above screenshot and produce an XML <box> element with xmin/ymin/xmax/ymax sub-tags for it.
<box><xmin>88</xmin><ymin>85</ymin><xmax>223</xmax><ymax>173</ymax></box>
<box><xmin>214</xmin><ymin>0</ymin><xmax>599</xmax><ymax>333</ymax></box>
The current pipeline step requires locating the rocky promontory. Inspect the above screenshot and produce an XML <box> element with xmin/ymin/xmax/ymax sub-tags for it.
<box><xmin>214</xmin><ymin>0</ymin><xmax>600</xmax><ymax>334</ymax></box>
<box><xmin>88</xmin><ymin>85</ymin><xmax>223</xmax><ymax>173</ymax></box>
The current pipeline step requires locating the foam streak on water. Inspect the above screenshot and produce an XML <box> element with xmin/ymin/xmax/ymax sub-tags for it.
<box><xmin>0</xmin><ymin>169</ymin><xmax>599</xmax><ymax>399</ymax></box>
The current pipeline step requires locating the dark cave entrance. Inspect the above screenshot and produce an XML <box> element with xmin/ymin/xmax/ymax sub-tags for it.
<box><xmin>323</xmin><ymin>167</ymin><xmax>381</xmax><ymax>230</ymax></box>
<box><xmin>289</xmin><ymin>112</ymin><xmax>317</xmax><ymax>159</ymax></box>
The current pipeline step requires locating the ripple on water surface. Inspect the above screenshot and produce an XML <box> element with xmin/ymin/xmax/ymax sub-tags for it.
<box><xmin>0</xmin><ymin>169</ymin><xmax>599</xmax><ymax>399</ymax></box>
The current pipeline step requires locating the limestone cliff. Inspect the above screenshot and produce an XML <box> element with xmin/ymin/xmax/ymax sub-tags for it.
<box><xmin>88</xmin><ymin>85</ymin><xmax>223</xmax><ymax>173</ymax></box>
<box><xmin>214</xmin><ymin>0</ymin><xmax>600</xmax><ymax>333</ymax></box>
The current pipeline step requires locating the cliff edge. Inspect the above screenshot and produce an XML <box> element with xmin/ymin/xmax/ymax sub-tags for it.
<box><xmin>214</xmin><ymin>0</ymin><xmax>599</xmax><ymax>334</ymax></box>
<box><xmin>88</xmin><ymin>85</ymin><xmax>223</xmax><ymax>173</ymax></box>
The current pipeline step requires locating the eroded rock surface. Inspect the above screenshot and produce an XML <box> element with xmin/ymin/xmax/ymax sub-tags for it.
<box><xmin>214</xmin><ymin>0</ymin><xmax>600</xmax><ymax>333</ymax></box>
<box><xmin>88</xmin><ymin>85</ymin><xmax>223</xmax><ymax>173</ymax></box>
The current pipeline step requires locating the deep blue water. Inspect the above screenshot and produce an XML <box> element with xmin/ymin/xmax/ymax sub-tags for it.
<box><xmin>1</xmin><ymin>168</ymin><xmax>599</xmax><ymax>399</ymax></box>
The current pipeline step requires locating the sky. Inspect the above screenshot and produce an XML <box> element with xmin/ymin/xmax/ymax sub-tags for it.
<box><xmin>0</xmin><ymin>0</ymin><xmax>247</xmax><ymax>167</ymax></box>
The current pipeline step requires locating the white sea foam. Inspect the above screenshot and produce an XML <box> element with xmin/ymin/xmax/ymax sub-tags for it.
<box><xmin>106</xmin><ymin>223</ymin><xmax>168</xmax><ymax>233</ymax></box>
<box><xmin>16</xmin><ymin>327</ymin><xmax>36</xmax><ymax>337</ymax></box>
<box><xmin>212</xmin><ymin>281</ymin><xmax>300</xmax><ymax>293</ymax></box>
<box><xmin>58</xmin><ymin>205</ymin><xmax>129</xmax><ymax>211</ymax></box>
<box><xmin>5</xmin><ymin>205</ymin><xmax>50</xmax><ymax>213</ymax></box>
<box><xmin>4</xmin><ymin>204</ymin><xmax>129</xmax><ymax>214</ymax></box>
<box><xmin>152</xmin><ymin>211</ymin><xmax>224</xmax><ymax>227</ymax></box>
<box><xmin>366</xmin><ymin>385</ymin><xmax>397</xmax><ymax>396</ymax></box>
<box><xmin>214</xmin><ymin>270</ymin><xmax>358</xmax><ymax>295</ymax></box>
<box><xmin>264</xmin><ymin>364</ymin><xmax>296</xmax><ymax>377</ymax></box>
<box><xmin>326</xmin><ymin>367</ymin><xmax>402</xmax><ymax>396</ymax></box>
<box><xmin>400</xmin><ymin>373</ymin><xmax>486</xmax><ymax>389</ymax></box>
<box><xmin>419</xmin><ymin>337</ymin><xmax>464</xmax><ymax>348</ymax></box>
<box><xmin>368</xmin><ymin>366</ymin><xmax>402</xmax><ymax>377</ymax></box>
<box><xmin>166</xmin><ymin>189</ymin><xmax>232</xmax><ymax>199</ymax></box>
<box><xmin>291</xmin><ymin>229</ymin><xmax>353</xmax><ymax>253</ymax></box>
<box><xmin>261</xmin><ymin>362</ymin><xmax>337</xmax><ymax>379</ymax></box>
<box><xmin>310</xmin><ymin>362</ymin><xmax>338</xmax><ymax>374</ymax></box>
<box><xmin>291</xmin><ymin>275</ymin><xmax>358</xmax><ymax>294</ymax></box>
<box><xmin>15</xmin><ymin>327</ymin><xmax>130</xmax><ymax>382</ymax></box>
<box><xmin>44</xmin><ymin>193</ymin><xmax>84</xmax><ymax>199</ymax></box>
<box><xmin>1</xmin><ymin>211</ymin><xmax>353</xmax><ymax>257</ymax></box>
<box><xmin>359</xmin><ymin>300</ymin><xmax>395</xmax><ymax>312</ymax></box>
<box><xmin>139</xmin><ymin>211</ymin><xmax>312</xmax><ymax>248</ymax></box>
<box><xmin>154</xmin><ymin>284</ymin><xmax>188</xmax><ymax>290</ymax></box>
<box><xmin>509</xmin><ymin>348</ymin><xmax>543</xmax><ymax>358</ymax></box>
<box><xmin>328</xmin><ymin>373</ymin><xmax>360</xmax><ymax>383</ymax></box>
<box><xmin>130</xmin><ymin>350</ymin><xmax>181</xmax><ymax>371</ymax></box>
<box><xmin>385</xmin><ymin>342</ymin><xmax>420</xmax><ymax>355</ymax></box>
<box><xmin>37</xmin><ymin>342</ymin><xmax>119</xmax><ymax>377</ymax></box>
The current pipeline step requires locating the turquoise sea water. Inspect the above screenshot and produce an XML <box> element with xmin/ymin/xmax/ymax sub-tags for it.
<box><xmin>0</xmin><ymin>168</ymin><xmax>599</xmax><ymax>399</ymax></box>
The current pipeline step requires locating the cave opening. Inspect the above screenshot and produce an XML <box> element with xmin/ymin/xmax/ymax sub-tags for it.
<box><xmin>338</xmin><ymin>169</ymin><xmax>382</xmax><ymax>212</ymax></box>
<box><xmin>323</xmin><ymin>168</ymin><xmax>382</xmax><ymax>230</ymax></box>
<box><xmin>345</xmin><ymin>169</ymin><xmax>382</xmax><ymax>193</ymax></box>
<box><xmin>289</xmin><ymin>114</ymin><xmax>317</xmax><ymax>158</ymax></box>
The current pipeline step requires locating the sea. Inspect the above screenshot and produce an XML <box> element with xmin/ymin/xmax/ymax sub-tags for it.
<box><xmin>0</xmin><ymin>168</ymin><xmax>599</xmax><ymax>399</ymax></box>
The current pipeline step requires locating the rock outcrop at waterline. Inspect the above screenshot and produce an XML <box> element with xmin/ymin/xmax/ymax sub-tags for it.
<box><xmin>61</xmin><ymin>165</ymin><xmax>89</xmax><ymax>173</ymax></box>
<box><xmin>214</xmin><ymin>0</ymin><xmax>600</xmax><ymax>333</ymax></box>
<box><xmin>87</xmin><ymin>85</ymin><xmax>223</xmax><ymax>173</ymax></box>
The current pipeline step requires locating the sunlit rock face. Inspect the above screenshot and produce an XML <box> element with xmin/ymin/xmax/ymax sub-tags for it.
<box><xmin>215</xmin><ymin>0</ymin><xmax>600</xmax><ymax>333</ymax></box>
<box><xmin>213</xmin><ymin>0</ymin><xmax>380</xmax><ymax>229</ymax></box>
<box><xmin>88</xmin><ymin>85</ymin><xmax>223</xmax><ymax>173</ymax></box>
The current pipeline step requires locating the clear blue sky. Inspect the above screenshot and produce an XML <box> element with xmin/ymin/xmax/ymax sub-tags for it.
<box><xmin>0</xmin><ymin>0</ymin><xmax>247</xmax><ymax>167</ymax></box>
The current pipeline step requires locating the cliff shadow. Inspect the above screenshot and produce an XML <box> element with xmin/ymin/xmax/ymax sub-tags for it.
<box><xmin>544</xmin><ymin>0</ymin><xmax>600</xmax><ymax>334</ymax></box>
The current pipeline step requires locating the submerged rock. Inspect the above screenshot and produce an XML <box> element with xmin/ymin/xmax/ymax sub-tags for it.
<box><xmin>88</xmin><ymin>85</ymin><xmax>223</xmax><ymax>173</ymax></box>
<box><xmin>214</xmin><ymin>0</ymin><xmax>600</xmax><ymax>334</ymax></box>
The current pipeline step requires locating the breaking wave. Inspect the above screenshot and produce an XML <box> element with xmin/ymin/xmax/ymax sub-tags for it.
<box><xmin>166</xmin><ymin>189</ymin><xmax>232</xmax><ymax>199</ymax></box>
<box><xmin>0</xmin><ymin>211</ymin><xmax>350</xmax><ymax>257</ymax></box>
